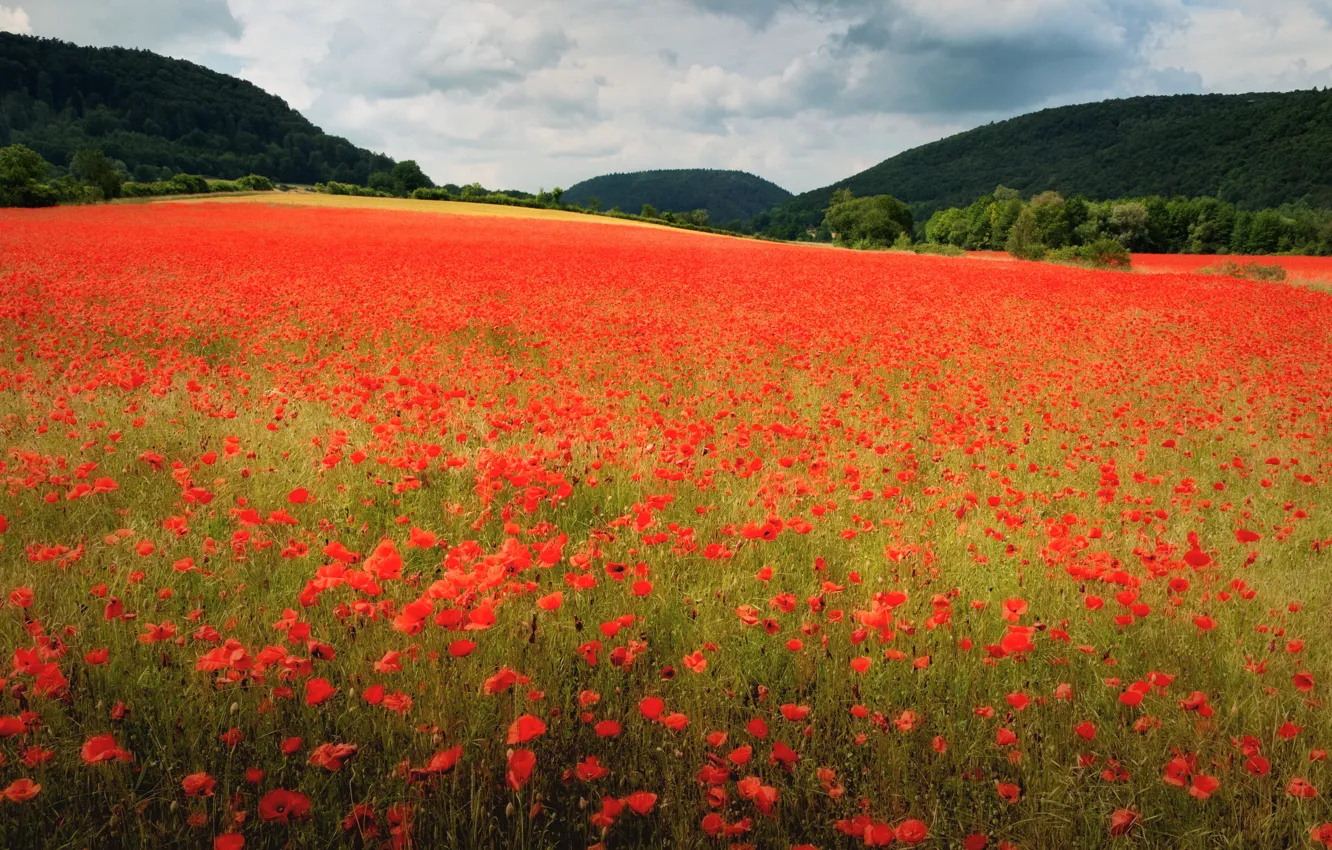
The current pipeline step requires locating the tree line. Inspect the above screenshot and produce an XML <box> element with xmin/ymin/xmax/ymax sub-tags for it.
<box><xmin>0</xmin><ymin>142</ymin><xmax>281</xmax><ymax>206</ymax></box>
<box><xmin>754</xmin><ymin>89</ymin><xmax>1332</xmax><ymax>238</ymax></box>
<box><xmin>924</xmin><ymin>187</ymin><xmax>1332</xmax><ymax>256</ymax></box>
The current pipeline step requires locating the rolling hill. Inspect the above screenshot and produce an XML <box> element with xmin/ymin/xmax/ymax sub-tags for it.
<box><xmin>0</xmin><ymin>32</ymin><xmax>398</xmax><ymax>184</ymax></box>
<box><xmin>563</xmin><ymin>169</ymin><xmax>791</xmax><ymax>223</ymax></box>
<box><xmin>758</xmin><ymin>90</ymin><xmax>1332</xmax><ymax>238</ymax></box>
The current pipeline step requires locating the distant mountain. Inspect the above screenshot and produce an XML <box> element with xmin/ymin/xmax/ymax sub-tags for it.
<box><xmin>0</xmin><ymin>32</ymin><xmax>400</xmax><ymax>184</ymax></box>
<box><xmin>758</xmin><ymin>90</ymin><xmax>1332</xmax><ymax>238</ymax></box>
<box><xmin>563</xmin><ymin>169</ymin><xmax>791</xmax><ymax>223</ymax></box>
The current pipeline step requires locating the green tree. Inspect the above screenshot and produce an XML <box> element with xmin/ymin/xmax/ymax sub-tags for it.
<box><xmin>1029</xmin><ymin>191</ymin><xmax>1069</xmax><ymax>248</ymax></box>
<box><xmin>0</xmin><ymin>143</ymin><xmax>58</xmax><ymax>207</ymax></box>
<box><xmin>1005</xmin><ymin>205</ymin><xmax>1046</xmax><ymax>260</ymax></box>
<box><xmin>70</xmin><ymin>148</ymin><xmax>124</xmax><ymax>199</ymax></box>
<box><xmin>925</xmin><ymin>207</ymin><xmax>969</xmax><ymax>246</ymax></box>
<box><xmin>823</xmin><ymin>195</ymin><xmax>914</xmax><ymax>247</ymax></box>
<box><xmin>988</xmin><ymin>198</ymin><xmax>1024</xmax><ymax>249</ymax></box>
<box><xmin>1246</xmin><ymin>209</ymin><xmax>1286</xmax><ymax>254</ymax></box>
<box><xmin>390</xmin><ymin>160</ymin><xmax>433</xmax><ymax>194</ymax></box>
<box><xmin>1107</xmin><ymin>202</ymin><xmax>1150</xmax><ymax>250</ymax></box>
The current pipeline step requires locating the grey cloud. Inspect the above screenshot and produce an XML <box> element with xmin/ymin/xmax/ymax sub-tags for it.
<box><xmin>685</xmin><ymin>0</ymin><xmax>791</xmax><ymax>27</ymax></box>
<box><xmin>666</xmin><ymin>0</ymin><xmax>1191</xmax><ymax>131</ymax></box>
<box><xmin>829</xmin><ymin>1</ymin><xmax>1187</xmax><ymax>113</ymax></box>
<box><xmin>309</xmin><ymin>4</ymin><xmax>573</xmax><ymax>100</ymax></box>
<box><xmin>1137</xmin><ymin>66</ymin><xmax>1205</xmax><ymax>94</ymax></box>
<box><xmin>24</xmin><ymin>0</ymin><xmax>239</xmax><ymax>47</ymax></box>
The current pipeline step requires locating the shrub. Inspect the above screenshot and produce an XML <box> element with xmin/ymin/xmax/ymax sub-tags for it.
<box><xmin>121</xmin><ymin>174</ymin><xmax>213</xmax><ymax>198</ymax></box>
<box><xmin>913</xmin><ymin>242</ymin><xmax>966</xmax><ymax>257</ymax></box>
<box><xmin>1049</xmin><ymin>239</ymin><xmax>1132</xmax><ymax>270</ymax></box>
<box><xmin>168</xmin><ymin>174</ymin><xmax>210</xmax><ymax>194</ymax></box>
<box><xmin>412</xmin><ymin>188</ymin><xmax>454</xmax><ymax>201</ymax></box>
<box><xmin>236</xmin><ymin>174</ymin><xmax>274</xmax><ymax>191</ymax></box>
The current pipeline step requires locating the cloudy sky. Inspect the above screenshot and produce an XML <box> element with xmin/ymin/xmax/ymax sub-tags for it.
<box><xmin>4</xmin><ymin>0</ymin><xmax>1332</xmax><ymax>192</ymax></box>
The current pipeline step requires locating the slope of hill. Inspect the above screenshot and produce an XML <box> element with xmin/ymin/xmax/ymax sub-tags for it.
<box><xmin>0</xmin><ymin>33</ymin><xmax>397</xmax><ymax>184</ymax></box>
<box><xmin>563</xmin><ymin>169</ymin><xmax>790</xmax><ymax>223</ymax></box>
<box><xmin>759</xmin><ymin>90</ymin><xmax>1332</xmax><ymax>237</ymax></box>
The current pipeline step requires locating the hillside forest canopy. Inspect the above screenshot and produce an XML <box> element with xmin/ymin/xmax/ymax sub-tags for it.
<box><xmin>759</xmin><ymin>88</ymin><xmax>1332</xmax><ymax>238</ymax></box>
<box><xmin>0</xmin><ymin>33</ymin><xmax>405</xmax><ymax>186</ymax></box>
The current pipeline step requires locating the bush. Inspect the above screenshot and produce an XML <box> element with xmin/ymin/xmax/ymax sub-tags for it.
<box><xmin>236</xmin><ymin>174</ymin><xmax>274</xmax><ymax>191</ymax></box>
<box><xmin>913</xmin><ymin>242</ymin><xmax>966</xmax><ymax>257</ymax></box>
<box><xmin>1049</xmin><ymin>239</ymin><xmax>1132</xmax><ymax>269</ymax></box>
<box><xmin>318</xmin><ymin>181</ymin><xmax>388</xmax><ymax>197</ymax></box>
<box><xmin>121</xmin><ymin>173</ymin><xmax>213</xmax><ymax>198</ymax></box>
<box><xmin>412</xmin><ymin>188</ymin><xmax>454</xmax><ymax>201</ymax></box>
<box><xmin>168</xmin><ymin>173</ymin><xmax>210</xmax><ymax>194</ymax></box>
<box><xmin>1197</xmin><ymin>260</ymin><xmax>1287</xmax><ymax>282</ymax></box>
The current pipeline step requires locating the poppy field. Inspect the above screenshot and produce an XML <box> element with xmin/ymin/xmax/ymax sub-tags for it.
<box><xmin>1130</xmin><ymin>255</ymin><xmax>1332</xmax><ymax>286</ymax></box>
<box><xmin>1</xmin><ymin>199</ymin><xmax>1332</xmax><ymax>849</ymax></box>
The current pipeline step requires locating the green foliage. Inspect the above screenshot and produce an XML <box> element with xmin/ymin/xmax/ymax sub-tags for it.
<box><xmin>1029</xmin><ymin>191</ymin><xmax>1070</xmax><ymax>248</ymax></box>
<box><xmin>317</xmin><ymin>181</ymin><xmax>389</xmax><ymax>198</ymax></box>
<box><xmin>119</xmin><ymin>172</ymin><xmax>272</xmax><ymax>199</ymax></box>
<box><xmin>911</xmin><ymin>242</ymin><xmax>965</xmax><ymax>257</ymax></box>
<box><xmin>236</xmin><ymin>173</ymin><xmax>273</xmax><ymax>191</ymax></box>
<box><xmin>1197</xmin><ymin>260</ymin><xmax>1288</xmax><ymax>282</ymax></box>
<box><xmin>0</xmin><ymin>142</ymin><xmax>58</xmax><ymax>206</ymax></box>
<box><xmin>1005</xmin><ymin>206</ymin><xmax>1046</xmax><ymax>260</ymax></box>
<box><xmin>1048</xmin><ymin>239</ymin><xmax>1132</xmax><ymax>269</ymax></box>
<box><xmin>390</xmin><ymin>160</ymin><xmax>432</xmax><ymax>193</ymax></box>
<box><xmin>923</xmin><ymin>189</ymin><xmax>1332</xmax><ymax>257</ymax></box>
<box><xmin>70</xmin><ymin>149</ymin><xmax>123</xmax><ymax>199</ymax></box>
<box><xmin>120</xmin><ymin>173</ymin><xmax>212</xmax><ymax>197</ymax></box>
<box><xmin>412</xmin><ymin>187</ymin><xmax>453</xmax><ymax>201</ymax></box>
<box><xmin>0</xmin><ymin>32</ymin><xmax>404</xmax><ymax>186</ymax></box>
<box><xmin>563</xmin><ymin>169</ymin><xmax>791</xmax><ymax>224</ymax></box>
<box><xmin>640</xmin><ymin>203</ymin><xmax>659</xmax><ymax>219</ymax></box>
<box><xmin>763</xmin><ymin>89</ymin><xmax>1332</xmax><ymax>234</ymax></box>
<box><xmin>823</xmin><ymin>194</ymin><xmax>914</xmax><ymax>248</ymax></box>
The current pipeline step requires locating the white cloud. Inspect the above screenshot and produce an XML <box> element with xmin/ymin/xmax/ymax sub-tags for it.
<box><xmin>16</xmin><ymin>0</ymin><xmax>1332</xmax><ymax>193</ymax></box>
<box><xmin>0</xmin><ymin>4</ymin><xmax>31</xmax><ymax>33</ymax></box>
<box><xmin>1149</xmin><ymin>0</ymin><xmax>1332</xmax><ymax>92</ymax></box>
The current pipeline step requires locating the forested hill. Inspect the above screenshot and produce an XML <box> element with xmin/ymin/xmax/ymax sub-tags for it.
<box><xmin>563</xmin><ymin>169</ymin><xmax>791</xmax><ymax>224</ymax></box>
<box><xmin>757</xmin><ymin>90</ymin><xmax>1332</xmax><ymax>238</ymax></box>
<box><xmin>0</xmin><ymin>33</ymin><xmax>396</xmax><ymax>184</ymax></box>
